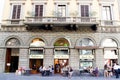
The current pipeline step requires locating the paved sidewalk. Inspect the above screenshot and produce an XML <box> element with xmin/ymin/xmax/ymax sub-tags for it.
<box><xmin>0</xmin><ymin>73</ymin><xmax>118</xmax><ymax>80</ymax></box>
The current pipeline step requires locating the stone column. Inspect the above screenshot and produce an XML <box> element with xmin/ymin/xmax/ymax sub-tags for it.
<box><xmin>95</xmin><ymin>48</ymin><xmax>104</xmax><ymax>69</ymax></box>
<box><xmin>44</xmin><ymin>48</ymin><xmax>54</xmax><ymax>67</ymax></box>
<box><xmin>19</xmin><ymin>48</ymin><xmax>29</xmax><ymax>69</ymax></box>
<box><xmin>69</xmin><ymin>48</ymin><xmax>79</xmax><ymax>70</ymax></box>
<box><xmin>0</xmin><ymin>49</ymin><xmax>5</xmax><ymax>73</ymax></box>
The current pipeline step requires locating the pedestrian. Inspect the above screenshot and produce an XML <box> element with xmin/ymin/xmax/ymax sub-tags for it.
<box><xmin>113</xmin><ymin>63</ymin><xmax>120</xmax><ymax>78</ymax></box>
<box><xmin>104</xmin><ymin>64</ymin><xmax>108</xmax><ymax>77</ymax></box>
<box><xmin>51</xmin><ymin>65</ymin><xmax>54</xmax><ymax>75</ymax></box>
<box><xmin>68</xmin><ymin>66</ymin><xmax>73</xmax><ymax>79</ymax></box>
<box><xmin>107</xmin><ymin>66</ymin><xmax>113</xmax><ymax>77</ymax></box>
<box><xmin>39</xmin><ymin>66</ymin><xmax>43</xmax><ymax>72</ymax></box>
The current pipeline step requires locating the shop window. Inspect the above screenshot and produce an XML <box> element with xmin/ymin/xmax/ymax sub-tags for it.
<box><xmin>80</xmin><ymin>61</ymin><xmax>93</xmax><ymax>68</ymax></box>
<box><xmin>54</xmin><ymin>50</ymin><xmax>68</xmax><ymax>55</ymax></box>
<box><xmin>30</xmin><ymin>50</ymin><xmax>43</xmax><ymax>55</ymax></box>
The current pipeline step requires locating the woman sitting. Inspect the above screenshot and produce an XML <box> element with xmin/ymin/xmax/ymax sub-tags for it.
<box><xmin>92</xmin><ymin>67</ymin><xmax>99</xmax><ymax>77</ymax></box>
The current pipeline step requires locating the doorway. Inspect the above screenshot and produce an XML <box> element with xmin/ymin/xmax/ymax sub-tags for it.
<box><xmin>10</xmin><ymin>56</ymin><xmax>19</xmax><ymax>72</ymax></box>
<box><xmin>29</xmin><ymin>59</ymin><xmax>43</xmax><ymax>73</ymax></box>
<box><xmin>54</xmin><ymin>59</ymin><xmax>68</xmax><ymax>74</ymax></box>
<box><xmin>5</xmin><ymin>48</ymin><xmax>19</xmax><ymax>72</ymax></box>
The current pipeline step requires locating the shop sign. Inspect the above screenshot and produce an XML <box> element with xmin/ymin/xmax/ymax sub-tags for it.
<box><xmin>29</xmin><ymin>55</ymin><xmax>43</xmax><ymax>59</ymax></box>
<box><xmin>80</xmin><ymin>55</ymin><xmax>94</xmax><ymax>59</ymax></box>
<box><xmin>54</xmin><ymin>55</ymin><xmax>69</xmax><ymax>59</ymax></box>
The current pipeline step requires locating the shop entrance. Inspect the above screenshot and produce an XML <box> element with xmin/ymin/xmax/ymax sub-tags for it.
<box><xmin>54</xmin><ymin>59</ymin><xmax>68</xmax><ymax>74</ymax></box>
<box><xmin>29</xmin><ymin>59</ymin><xmax>43</xmax><ymax>73</ymax></box>
<box><xmin>104</xmin><ymin>50</ymin><xmax>118</xmax><ymax>66</ymax></box>
<box><xmin>5</xmin><ymin>48</ymin><xmax>19</xmax><ymax>72</ymax></box>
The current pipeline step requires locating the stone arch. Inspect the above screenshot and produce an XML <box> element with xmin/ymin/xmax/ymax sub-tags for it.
<box><xmin>75</xmin><ymin>36</ymin><xmax>97</xmax><ymax>46</ymax></box>
<box><xmin>3</xmin><ymin>35</ymin><xmax>24</xmax><ymax>46</ymax></box>
<box><xmin>26</xmin><ymin>36</ymin><xmax>48</xmax><ymax>46</ymax></box>
<box><xmin>100</xmin><ymin>36</ymin><xmax>119</xmax><ymax>47</ymax></box>
<box><xmin>51</xmin><ymin>36</ymin><xmax>71</xmax><ymax>47</ymax></box>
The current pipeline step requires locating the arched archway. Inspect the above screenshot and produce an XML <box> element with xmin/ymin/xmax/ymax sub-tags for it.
<box><xmin>75</xmin><ymin>38</ymin><xmax>97</xmax><ymax>69</ymax></box>
<box><xmin>5</xmin><ymin>38</ymin><xmax>20</xmax><ymax>72</ymax></box>
<box><xmin>102</xmin><ymin>38</ymin><xmax>118</xmax><ymax>67</ymax></box>
<box><xmin>53</xmin><ymin>38</ymin><xmax>70</xmax><ymax>74</ymax></box>
<box><xmin>29</xmin><ymin>38</ymin><xmax>45</xmax><ymax>74</ymax></box>
<box><xmin>54</xmin><ymin>38</ymin><xmax>70</xmax><ymax>47</ymax></box>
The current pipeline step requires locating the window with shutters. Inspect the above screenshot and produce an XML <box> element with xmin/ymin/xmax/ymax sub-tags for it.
<box><xmin>12</xmin><ymin>5</ymin><xmax>21</xmax><ymax>19</ymax></box>
<box><xmin>80</xmin><ymin>5</ymin><xmax>90</xmax><ymax>22</ymax></box>
<box><xmin>81</xmin><ymin>5</ymin><xmax>89</xmax><ymax>17</ymax></box>
<box><xmin>11</xmin><ymin>4</ymin><xmax>22</xmax><ymax>24</ymax></box>
<box><xmin>35</xmin><ymin>5</ymin><xmax>43</xmax><ymax>17</ymax></box>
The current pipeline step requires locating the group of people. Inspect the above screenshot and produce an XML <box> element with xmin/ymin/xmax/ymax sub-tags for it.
<box><xmin>39</xmin><ymin>65</ymin><xmax>73</xmax><ymax>78</ymax></box>
<box><xmin>87</xmin><ymin>66</ymin><xmax>99</xmax><ymax>77</ymax></box>
<box><xmin>39</xmin><ymin>65</ymin><xmax>54</xmax><ymax>76</ymax></box>
<box><xmin>104</xmin><ymin>63</ymin><xmax>120</xmax><ymax>78</ymax></box>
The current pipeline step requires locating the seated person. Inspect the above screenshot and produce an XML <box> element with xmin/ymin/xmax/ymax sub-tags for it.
<box><xmin>92</xmin><ymin>67</ymin><xmax>99</xmax><ymax>77</ymax></box>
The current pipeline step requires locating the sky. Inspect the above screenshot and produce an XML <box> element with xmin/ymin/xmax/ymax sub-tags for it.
<box><xmin>0</xmin><ymin>0</ymin><xmax>5</xmax><ymax>23</ymax></box>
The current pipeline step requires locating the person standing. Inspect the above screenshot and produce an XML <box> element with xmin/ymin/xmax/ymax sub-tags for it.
<box><xmin>113</xmin><ymin>63</ymin><xmax>120</xmax><ymax>78</ymax></box>
<box><xmin>51</xmin><ymin>65</ymin><xmax>54</xmax><ymax>75</ymax></box>
<box><xmin>68</xmin><ymin>66</ymin><xmax>73</xmax><ymax>79</ymax></box>
<box><xmin>104</xmin><ymin>64</ymin><xmax>108</xmax><ymax>77</ymax></box>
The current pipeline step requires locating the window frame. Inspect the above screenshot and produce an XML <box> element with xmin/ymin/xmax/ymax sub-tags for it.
<box><xmin>32</xmin><ymin>3</ymin><xmax>46</xmax><ymax>17</ymax></box>
<box><xmin>78</xmin><ymin>3</ymin><xmax>91</xmax><ymax>17</ymax></box>
<box><xmin>54</xmin><ymin>3</ymin><xmax>69</xmax><ymax>17</ymax></box>
<box><xmin>10</xmin><ymin>3</ymin><xmax>23</xmax><ymax>19</ymax></box>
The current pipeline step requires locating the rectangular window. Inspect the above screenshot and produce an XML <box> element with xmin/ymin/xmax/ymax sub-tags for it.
<box><xmin>30</xmin><ymin>50</ymin><xmax>43</xmax><ymax>55</ymax></box>
<box><xmin>80</xmin><ymin>50</ymin><xmax>93</xmax><ymax>55</ymax></box>
<box><xmin>58</xmin><ymin>5</ymin><xmax>66</xmax><ymax>17</ymax></box>
<box><xmin>55</xmin><ymin>50</ymin><xmax>68</xmax><ymax>55</ymax></box>
<box><xmin>35</xmin><ymin>5</ymin><xmax>43</xmax><ymax>17</ymax></box>
<box><xmin>81</xmin><ymin>5</ymin><xmax>89</xmax><ymax>17</ymax></box>
<box><xmin>80</xmin><ymin>61</ymin><xmax>93</xmax><ymax>68</ymax></box>
<box><xmin>79</xmin><ymin>50</ymin><xmax>94</xmax><ymax>68</ymax></box>
<box><xmin>102</xmin><ymin>6</ymin><xmax>112</xmax><ymax>20</ymax></box>
<box><xmin>102</xmin><ymin>6</ymin><xmax>113</xmax><ymax>25</ymax></box>
<box><xmin>12</xmin><ymin>5</ymin><xmax>21</xmax><ymax>19</ymax></box>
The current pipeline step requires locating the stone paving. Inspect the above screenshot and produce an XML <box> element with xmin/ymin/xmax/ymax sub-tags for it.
<box><xmin>0</xmin><ymin>73</ymin><xmax>119</xmax><ymax>80</ymax></box>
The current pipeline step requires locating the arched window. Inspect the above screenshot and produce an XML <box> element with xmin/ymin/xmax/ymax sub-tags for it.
<box><xmin>102</xmin><ymin>38</ymin><xmax>117</xmax><ymax>47</ymax></box>
<box><xmin>54</xmin><ymin>38</ymin><xmax>69</xmax><ymax>47</ymax></box>
<box><xmin>30</xmin><ymin>38</ymin><xmax>45</xmax><ymax>47</ymax></box>
<box><xmin>6</xmin><ymin>38</ymin><xmax>20</xmax><ymax>46</ymax></box>
<box><xmin>79</xmin><ymin>38</ymin><xmax>94</xmax><ymax>46</ymax></box>
<box><xmin>102</xmin><ymin>38</ymin><xmax>118</xmax><ymax>64</ymax></box>
<box><xmin>79</xmin><ymin>38</ymin><xmax>95</xmax><ymax>68</ymax></box>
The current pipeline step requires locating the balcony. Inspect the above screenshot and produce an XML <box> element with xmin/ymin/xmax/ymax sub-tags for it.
<box><xmin>98</xmin><ymin>20</ymin><xmax>120</xmax><ymax>32</ymax></box>
<box><xmin>2</xmin><ymin>19</ymin><xmax>24</xmax><ymax>27</ymax></box>
<box><xmin>24</xmin><ymin>17</ymin><xmax>98</xmax><ymax>27</ymax></box>
<box><xmin>99</xmin><ymin>20</ymin><xmax>120</xmax><ymax>26</ymax></box>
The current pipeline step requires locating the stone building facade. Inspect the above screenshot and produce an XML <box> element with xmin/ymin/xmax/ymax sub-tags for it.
<box><xmin>0</xmin><ymin>0</ymin><xmax>120</xmax><ymax>74</ymax></box>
